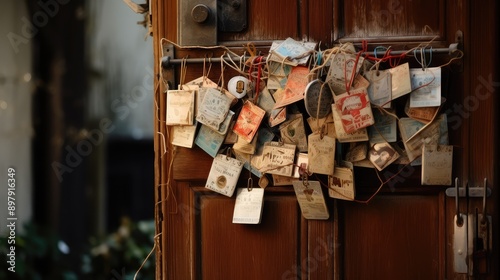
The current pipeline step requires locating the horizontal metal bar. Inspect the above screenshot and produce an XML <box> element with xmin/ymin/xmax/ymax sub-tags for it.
<box><xmin>161</xmin><ymin>43</ymin><xmax>459</xmax><ymax>68</ymax></box>
<box><xmin>445</xmin><ymin>187</ymin><xmax>492</xmax><ymax>198</ymax></box>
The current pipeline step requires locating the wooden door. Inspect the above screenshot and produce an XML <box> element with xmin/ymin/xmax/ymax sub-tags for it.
<box><xmin>151</xmin><ymin>0</ymin><xmax>499</xmax><ymax>279</ymax></box>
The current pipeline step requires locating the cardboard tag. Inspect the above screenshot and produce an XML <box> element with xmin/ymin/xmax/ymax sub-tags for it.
<box><xmin>388</xmin><ymin>62</ymin><xmax>412</xmax><ymax>100</ymax></box>
<box><xmin>233</xmin><ymin>131</ymin><xmax>259</xmax><ymax>154</ymax></box>
<box><xmin>346</xmin><ymin>142</ymin><xmax>368</xmax><ymax>162</ymax></box>
<box><xmin>261</xmin><ymin>141</ymin><xmax>296</xmax><ymax>176</ymax></box>
<box><xmin>404</xmin><ymin>114</ymin><xmax>445</xmax><ymax>161</ymax></box>
<box><xmin>274</xmin><ymin>66</ymin><xmax>310</xmax><ymax>108</ymax></box>
<box><xmin>195</xmin><ymin>124</ymin><xmax>226</xmax><ymax>157</ymax></box>
<box><xmin>293</xmin><ymin>181</ymin><xmax>329</xmax><ymax>220</ymax></box>
<box><xmin>364</xmin><ymin>70</ymin><xmax>392</xmax><ymax>108</ymax></box>
<box><xmin>409</xmin><ymin>67</ymin><xmax>442</xmax><ymax>107</ymax></box>
<box><xmin>232</xmin><ymin>188</ymin><xmax>265</xmax><ymax>224</ymax></box>
<box><xmin>196</xmin><ymin>87</ymin><xmax>232</xmax><ymax>131</ymax></box>
<box><xmin>368</xmin><ymin>142</ymin><xmax>400</xmax><ymax>171</ymax></box>
<box><xmin>331</xmin><ymin>105</ymin><xmax>369</xmax><ymax>143</ymax></box>
<box><xmin>233</xmin><ymin>101</ymin><xmax>266</xmax><ymax>143</ymax></box>
<box><xmin>308</xmin><ymin>133</ymin><xmax>335</xmax><ymax>175</ymax></box>
<box><xmin>307</xmin><ymin>113</ymin><xmax>336</xmax><ymax>139</ymax></box>
<box><xmin>328</xmin><ymin>161</ymin><xmax>355</xmax><ymax>201</ymax></box>
<box><xmin>421</xmin><ymin>144</ymin><xmax>453</xmax><ymax>185</ymax></box>
<box><xmin>333</xmin><ymin>88</ymin><xmax>375</xmax><ymax>133</ymax></box>
<box><xmin>304</xmin><ymin>79</ymin><xmax>333</xmax><ymax>118</ymax></box>
<box><xmin>266</xmin><ymin>61</ymin><xmax>292</xmax><ymax>89</ymax></box>
<box><xmin>185</xmin><ymin>76</ymin><xmax>218</xmax><ymax>88</ymax></box>
<box><xmin>166</xmin><ymin>90</ymin><xmax>195</xmax><ymax>125</ymax></box>
<box><xmin>272</xmin><ymin>153</ymin><xmax>308</xmax><ymax>186</ymax></box>
<box><xmin>205</xmin><ymin>154</ymin><xmax>244</xmax><ymax>197</ymax></box>
<box><xmin>171</xmin><ymin>123</ymin><xmax>197</xmax><ymax>148</ymax></box>
<box><xmin>368</xmin><ymin>109</ymin><xmax>397</xmax><ymax>144</ymax></box>
<box><xmin>405</xmin><ymin>98</ymin><xmax>441</xmax><ymax>123</ymax></box>
<box><xmin>216</xmin><ymin>110</ymin><xmax>234</xmax><ymax>135</ymax></box>
<box><xmin>326</xmin><ymin>53</ymin><xmax>364</xmax><ymax>95</ymax></box>
<box><xmin>280</xmin><ymin>114</ymin><xmax>308</xmax><ymax>152</ymax></box>
<box><xmin>270</xmin><ymin>38</ymin><xmax>316</xmax><ymax>65</ymax></box>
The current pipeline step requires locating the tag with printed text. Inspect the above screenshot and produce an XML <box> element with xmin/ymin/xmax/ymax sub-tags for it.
<box><xmin>293</xmin><ymin>181</ymin><xmax>329</xmax><ymax>220</ymax></box>
<box><xmin>205</xmin><ymin>154</ymin><xmax>244</xmax><ymax>197</ymax></box>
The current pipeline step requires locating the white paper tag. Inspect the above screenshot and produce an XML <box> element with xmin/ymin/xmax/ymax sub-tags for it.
<box><xmin>364</xmin><ymin>70</ymin><xmax>392</xmax><ymax>108</ymax></box>
<box><xmin>205</xmin><ymin>154</ymin><xmax>244</xmax><ymax>197</ymax></box>
<box><xmin>166</xmin><ymin>90</ymin><xmax>195</xmax><ymax>126</ymax></box>
<box><xmin>409</xmin><ymin>67</ymin><xmax>442</xmax><ymax>107</ymax></box>
<box><xmin>260</xmin><ymin>141</ymin><xmax>296</xmax><ymax>176</ymax></box>
<box><xmin>232</xmin><ymin>188</ymin><xmax>265</xmax><ymax>224</ymax></box>
<box><xmin>308</xmin><ymin>133</ymin><xmax>336</xmax><ymax>175</ymax></box>
<box><xmin>328</xmin><ymin>161</ymin><xmax>355</xmax><ymax>201</ymax></box>
<box><xmin>196</xmin><ymin>87</ymin><xmax>232</xmax><ymax>130</ymax></box>
<box><xmin>293</xmin><ymin>181</ymin><xmax>329</xmax><ymax>220</ymax></box>
<box><xmin>388</xmin><ymin>62</ymin><xmax>412</xmax><ymax>100</ymax></box>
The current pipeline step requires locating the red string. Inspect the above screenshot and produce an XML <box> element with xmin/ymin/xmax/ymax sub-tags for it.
<box><xmin>253</xmin><ymin>56</ymin><xmax>263</xmax><ymax>103</ymax></box>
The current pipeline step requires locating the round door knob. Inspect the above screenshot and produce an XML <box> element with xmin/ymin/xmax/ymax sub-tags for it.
<box><xmin>191</xmin><ymin>4</ymin><xmax>210</xmax><ymax>23</ymax></box>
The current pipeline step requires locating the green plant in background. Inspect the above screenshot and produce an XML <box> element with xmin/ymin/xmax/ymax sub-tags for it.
<box><xmin>0</xmin><ymin>223</ymin><xmax>78</xmax><ymax>280</ymax></box>
<box><xmin>81</xmin><ymin>217</ymin><xmax>155</xmax><ymax>280</ymax></box>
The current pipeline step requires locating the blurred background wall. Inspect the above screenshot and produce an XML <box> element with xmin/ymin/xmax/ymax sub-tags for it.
<box><xmin>1</xmin><ymin>0</ymin><xmax>155</xmax><ymax>278</ymax></box>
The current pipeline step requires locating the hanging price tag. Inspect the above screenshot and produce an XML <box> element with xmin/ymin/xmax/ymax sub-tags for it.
<box><xmin>308</xmin><ymin>133</ymin><xmax>335</xmax><ymax>175</ymax></box>
<box><xmin>232</xmin><ymin>188</ymin><xmax>265</xmax><ymax>224</ymax></box>
<box><xmin>205</xmin><ymin>154</ymin><xmax>244</xmax><ymax>197</ymax></box>
<box><xmin>293</xmin><ymin>181</ymin><xmax>329</xmax><ymax>220</ymax></box>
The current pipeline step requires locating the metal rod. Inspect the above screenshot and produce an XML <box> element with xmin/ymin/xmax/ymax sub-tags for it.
<box><xmin>161</xmin><ymin>43</ymin><xmax>459</xmax><ymax>68</ymax></box>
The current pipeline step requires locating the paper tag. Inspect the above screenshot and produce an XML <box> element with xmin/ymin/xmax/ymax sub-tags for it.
<box><xmin>326</xmin><ymin>53</ymin><xmax>364</xmax><ymax>95</ymax></box>
<box><xmin>166</xmin><ymin>90</ymin><xmax>195</xmax><ymax>125</ymax></box>
<box><xmin>293</xmin><ymin>181</ymin><xmax>329</xmax><ymax>220</ymax></box>
<box><xmin>331</xmin><ymin>105</ymin><xmax>369</xmax><ymax>143</ymax></box>
<box><xmin>388</xmin><ymin>63</ymin><xmax>412</xmax><ymax>100</ymax></box>
<box><xmin>233</xmin><ymin>131</ymin><xmax>258</xmax><ymax>154</ymax></box>
<box><xmin>216</xmin><ymin>110</ymin><xmax>234</xmax><ymax>135</ymax></box>
<box><xmin>272</xmin><ymin>153</ymin><xmax>308</xmax><ymax>186</ymax></box>
<box><xmin>308</xmin><ymin>134</ymin><xmax>335</xmax><ymax>175</ymax></box>
<box><xmin>205</xmin><ymin>154</ymin><xmax>244</xmax><ymax>197</ymax></box>
<box><xmin>368</xmin><ymin>142</ymin><xmax>400</xmax><ymax>171</ymax></box>
<box><xmin>196</xmin><ymin>88</ymin><xmax>232</xmax><ymax>131</ymax></box>
<box><xmin>404</xmin><ymin>114</ymin><xmax>444</xmax><ymax>161</ymax></box>
<box><xmin>233</xmin><ymin>101</ymin><xmax>266</xmax><ymax>143</ymax></box>
<box><xmin>195</xmin><ymin>124</ymin><xmax>226</xmax><ymax>157</ymax></box>
<box><xmin>260</xmin><ymin>141</ymin><xmax>296</xmax><ymax>176</ymax></box>
<box><xmin>274</xmin><ymin>66</ymin><xmax>310</xmax><ymax>108</ymax></box>
<box><xmin>280</xmin><ymin>114</ymin><xmax>308</xmax><ymax>152</ymax></box>
<box><xmin>267</xmin><ymin>61</ymin><xmax>292</xmax><ymax>89</ymax></box>
<box><xmin>364</xmin><ymin>70</ymin><xmax>392</xmax><ymax>108</ymax></box>
<box><xmin>257</xmin><ymin>87</ymin><xmax>277</xmax><ymax>116</ymax></box>
<box><xmin>232</xmin><ymin>188</ymin><xmax>265</xmax><ymax>224</ymax></box>
<box><xmin>328</xmin><ymin>161</ymin><xmax>355</xmax><ymax>201</ymax></box>
<box><xmin>307</xmin><ymin>114</ymin><xmax>336</xmax><ymax>139</ymax></box>
<box><xmin>333</xmin><ymin>88</ymin><xmax>375</xmax><ymax>133</ymax></box>
<box><xmin>368</xmin><ymin>109</ymin><xmax>397</xmax><ymax>144</ymax></box>
<box><xmin>233</xmin><ymin>150</ymin><xmax>263</xmax><ymax>178</ymax></box>
<box><xmin>304</xmin><ymin>79</ymin><xmax>333</xmax><ymax>118</ymax></box>
<box><xmin>409</xmin><ymin>67</ymin><xmax>442</xmax><ymax>107</ymax></box>
<box><xmin>270</xmin><ymin>38</ymin><xmax>316</xmax><ymax>65</ymax></box>
<box><xmin>405</xmin><ymin>98</ymin><xmax>440</xmax><ymax>123</ymax></box>
<box><xmin>346</xmin><ymin>142</ymin><xmax>368</xmax><ymax>162</ymax></box>
<box><xmin>421</xmin><ymin>144</ymin><xmax>453</xmax><ymax>185</ymax></box>
<box><xmin>171</xmin><ymin>123</ymin><xmax>197</xmax><ymax>148</ymax></box>
<box><xmin>185</xmin><ymin>76</ymin><xmax>218</xmax><ymax>88</ymax></box>
<box><xmin>224</xmin><ymin>120</ymin><xmax>238</xmax><ymax>144</ymax></box>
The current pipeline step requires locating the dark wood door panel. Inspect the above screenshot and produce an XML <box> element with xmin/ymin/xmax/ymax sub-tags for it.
<box><xmin>338</xmin><ymin>195</ymin><xmax>444</xmax><ymax>279</ymax></box>
<box><xmin>335</xmin><ymin>0</ymin><xmax>445</xmax><ymax>42</ymax></box>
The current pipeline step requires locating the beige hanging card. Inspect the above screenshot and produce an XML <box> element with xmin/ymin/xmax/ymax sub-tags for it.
<box><xmin>260</xmin><ymin>141</ymin><xmax>296</xmax><ymax>176</ymax></box>
<box><xmin>308</xmin><ymin>133</ymin><xmax>336</xmax><ymax>175</ymax></box>
<box><xmin>280</xmin><ymin>114</ymin><xmax>308</xmax><ymax>152</ymax></box>
<box><xmin>293</xmin><ymin>181</ymin><xmax>329</xmax><ymax>220</ymax></box>
<box><xmin>196</xmin><ymin>87</ymin><xmax>232</xmax><ymax>131</ymax></box>
<box><xmin>166</xmin><ymin>90</ymin><xmax>195</xmax><ymax>126</ymax></box>
<box><xmin>388</xmin><ymin>62</ymin><xmax>412</xmax><ymax>100</ymax></box>
<box><xmin>329</xmin><ymin>161</ymin><xmax>355</xmax><ymax>201</ymax></box>
<box><xmin>421</xmin><ymin>144</ymin><xmax>453</xmax><ymax>185</ymax></box>
<box><xmin>205</xmin><ymin>154</ymin><xmax>244</xmax><ymax>197</ymax></box>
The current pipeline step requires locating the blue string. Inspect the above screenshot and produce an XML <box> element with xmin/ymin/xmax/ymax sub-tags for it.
<box><xmin>373</xmin><ymin>46</ymin><xmax>388</xmax><ymax>58</ymax></box>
